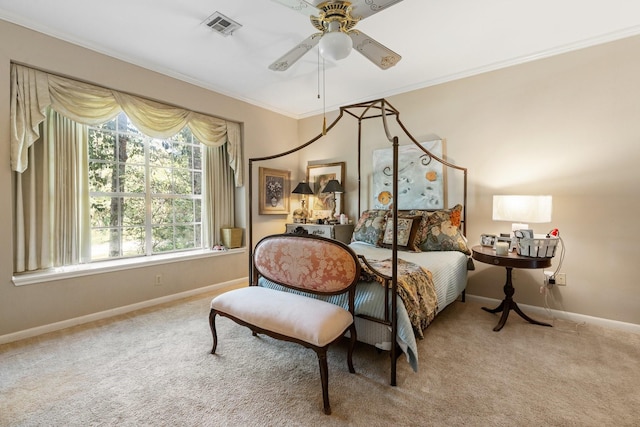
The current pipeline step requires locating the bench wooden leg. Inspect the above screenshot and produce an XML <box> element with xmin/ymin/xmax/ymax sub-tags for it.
<box><xmin>317</xmin><ymin>350</ymin><xmax>331</xmax><ymax>415</ymax></box>
<box><xmin>347</xmin><ymin>323</ymin><xmax>357</xmax><ymax>374</ymax></box>
<box><xmin>209</xmin><ymin>309</ymin><xmax>218</xmax><ymax>354</ymax></box>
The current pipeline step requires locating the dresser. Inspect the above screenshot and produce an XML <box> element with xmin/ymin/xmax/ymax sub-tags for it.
<box><xmin>285</xmin><ymin>223</ymin><xmax>355</xmax><ymax>245</ymax></box>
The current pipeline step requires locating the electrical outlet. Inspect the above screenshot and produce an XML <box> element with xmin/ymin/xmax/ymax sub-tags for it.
<box><xmin>544</xmin><ymin>271</ymin><xmax>554</xmax><ymax>287</ymax></box>
<box><xmin>155</xmin><ymin>274</ymin><xmax>162</xmax><ymax>286</ymax></box>
<box><xmin>555</xmin><ymin>273</ymin><xmax>566</xmax><ymax>286</ymax></box>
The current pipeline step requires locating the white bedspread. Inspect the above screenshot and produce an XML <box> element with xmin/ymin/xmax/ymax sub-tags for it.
<box><xmin>348</xmin><ymin>242</ymin><xmax>469</xmax><ymax>312</ymax></box>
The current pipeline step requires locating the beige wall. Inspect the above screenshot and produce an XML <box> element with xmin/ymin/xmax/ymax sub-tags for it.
<box><xmin>2</xmin><ymin>19</ymin><xmax>639</xmax><ymax>338</ymax></box>
<box><xmin>298</xmin><ymin>35</ymin><xmax>640</xmax><ymax>325</ymax></box>
<box><xmin>0</xmin><ymin>20</ymin><xmax>299</xmax><ymax>336</ymax></box>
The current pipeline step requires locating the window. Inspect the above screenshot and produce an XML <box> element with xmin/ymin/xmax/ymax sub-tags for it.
<box><xmin>11</xmin><ymin>64</ymin><xmax>242</xmax><ymax>274</ymax></box>
<box><xmin>88</xmin><ymin>113</ymin><xmax>203</xmax><ymax>260</ymax></box>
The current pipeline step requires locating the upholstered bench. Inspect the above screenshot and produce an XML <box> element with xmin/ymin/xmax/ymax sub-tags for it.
<box><xmin>209</xmin><ymin>233</ymin><xmax>361</xmax><ymax>415</ymax></box>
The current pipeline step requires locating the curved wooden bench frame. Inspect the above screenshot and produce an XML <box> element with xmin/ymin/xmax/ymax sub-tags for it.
<box><xmin>209</xmin><ymin>233</ymin><xmax>361</xmax><ymax>415</ymax></box>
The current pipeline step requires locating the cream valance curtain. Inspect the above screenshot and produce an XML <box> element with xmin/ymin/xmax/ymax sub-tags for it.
<box><xmin>10</xmin><ymin>63</ymin><xmax>243</xmax><ymax>186</ymax></box>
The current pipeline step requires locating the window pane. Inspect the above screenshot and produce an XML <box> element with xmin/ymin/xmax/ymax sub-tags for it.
<box><xmin>122</xmin><ymin>227</ymin><xmax>145</xmax><ymax>256</ymax></box>
<box><xmin>194</xmin><ymin>224</ymin><xmax>202</xmax><ymax>247</ymax></box>
<box><xmin>149</xmin><ymin>140</ymin><xmax>173</xmax><ymax>167</ymax></box>
<box><xmin>151</xmin><ymin>198</ymin><xmax>172</xmax><ymax>225</ymax></box>
<box><xmin>193</xmin><ymin>146</ymin><xmax>202</xmax><ymax>170</ymax></box>
<box><xmin>108</xmin><ymin>197</ymin><xmax>123</xmax><ymax>227</ymax></box>
<box><xmin>91</xmin><ymin>228</ymin><xmax>111</xmax><ymax>260</ymax></box>
<box><xmin>194</xmin><ymin>200</ymin><xmax>202</xmax><ymax>222</ymax></box>
<box><xmin>122</xmin><ymin>164</ymin><xmax>145</xmax><ymax>194</ymax></box>
<box><xmin>89</xmin><ymin>163</ymin><xmax>114</xmax><ymax>193</ymax></box>
<box><xmin>122</xmin><ymin>197</ymin><xmax>145</xmax><ymax>226</ymax></box>
<box><xmin>90</xmin><ymin>196</ymin><xmax>113</xmax><ymax>228</ymax></box>
<box><xmin>175</xmin><ymin>225</ymin><xmax>195</xmax><ymax>250</ymax></box>
<box><xmin>152</xmin><ymin>226</ymin><xmax>175</xmax><ymax>253</ymax></box>
<box><xmin>88</xmin><ymin>129</ymin><xmax>116</xmax><ymax>161</ymax></box>
<box><xmin>150</xmin><ymin>167</ymin><xmax>172</xmax><ymax>194</ymax></box>
<box><xmin>124</xmin><ymin>136</ymin><xmax>145</xmax><ymax>164</ymax></box>
<box><xmin>178</xmin><ymin>143</ymin><xmax>193</xmax><ymax>163</ymax></box>
<box><xmin>174</xmin><ymin>199</ymin><xmax>194</xmax><ymax>224</ymax></box>
<box><xmin>193</xmin><ymin>171</ymin><xmax>202</xmax><ymax>195</ymax></box>
<box><xmin>173</xmin><ymin>169</ymin><xmax>191</xmax><ymax>194</ymax></box>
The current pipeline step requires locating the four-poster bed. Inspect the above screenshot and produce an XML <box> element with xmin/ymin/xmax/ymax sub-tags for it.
<box><xmin>247</xmin><ymin>99</ymin><xmax>469</xmax><ymax>385</ymax></box>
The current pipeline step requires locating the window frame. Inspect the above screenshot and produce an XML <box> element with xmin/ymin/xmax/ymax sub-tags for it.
<box><xmin>87</xmin><ymin>114</ymin><xmax>205</xmax><ymax>261</ymax></box>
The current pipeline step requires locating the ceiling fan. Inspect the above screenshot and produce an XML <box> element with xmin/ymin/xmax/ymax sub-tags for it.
<box><xmin>268</xmin><ymin>0</ymin><xmax>404</xmax><ymax>71</ymax></box>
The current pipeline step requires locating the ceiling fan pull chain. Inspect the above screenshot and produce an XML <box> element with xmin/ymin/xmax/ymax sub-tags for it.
<box><xmin>322</xmin><ymin>56</ymin><xmax>327</xmax><ymax>135</ymax></box>
<box><xmin>317</xmin><ymin>46</ymin><xmax>321</xmax><ymax>100</ymax></box>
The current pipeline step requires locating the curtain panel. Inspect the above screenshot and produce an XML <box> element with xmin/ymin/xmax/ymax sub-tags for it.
<box><xmin>203</xmin><ymin>145</ymin><xmax>236</xmax><ymax>248</ymax></box>
<box><xmin>10</xmin><ymin>64</ymin><xmax>243</xmax><ymax>186</ymax></box>
<box><xmin>14</xmin><ymin>109</ymin><xmax>91</xmax><ymax>272</ymax></box>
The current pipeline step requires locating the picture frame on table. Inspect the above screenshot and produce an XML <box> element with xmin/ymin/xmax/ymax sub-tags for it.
<box><xmin>480</xmin><ymin>234</ymin><xmax>497</xmax><ymax>247</ymax></box>
<box><xmin>307</xmin><ymin>162</ymin><xmax>345</xmax><ymax>221</ymax></box>
<box><xmin>259</xmin><ymin>167</ymin><xmax>290</xmax><ymax>215</ymax></box>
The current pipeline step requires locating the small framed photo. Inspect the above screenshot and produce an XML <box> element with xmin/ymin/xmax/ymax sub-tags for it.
<box><xmin>497</xmin><ymin>236</ymin><xmax>512</xmax><ymax>244</ymax></box>
<box><xmin>480</xmin><ymin>234</ymin><xmax>497</xmax><ymax>247</ymax></box>
<box><xmin>514</xmin><ymin>229</ymin><xmax>534</xmax><ymax>239</ymax></box>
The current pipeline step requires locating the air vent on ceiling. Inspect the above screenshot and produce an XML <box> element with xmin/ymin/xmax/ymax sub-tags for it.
<box><xmin>204</xmin><ymin>12</ymin><xmax>242</xmax><ymax>36</ymax></box>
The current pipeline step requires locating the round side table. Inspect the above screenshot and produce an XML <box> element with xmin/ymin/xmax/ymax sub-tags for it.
<box><xmin>471</xmin><ymin>245</ymin><xmax>553</xmax><ymax>332</ymax></box>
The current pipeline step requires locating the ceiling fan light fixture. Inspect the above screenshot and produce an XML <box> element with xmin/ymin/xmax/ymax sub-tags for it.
<box><xmin>319</xmin><ymin>31</ymin><xmax>353</xmax><ymax>61</ymax></box>
<box><xmin>269</xmin><ymin>0</ymin><xmax>403</xmax><ymax>71</ymax></box>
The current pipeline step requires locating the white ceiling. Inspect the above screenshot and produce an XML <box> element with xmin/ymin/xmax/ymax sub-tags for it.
<box><xmin>2</xmin><ymin>0</ymin><xmax>640</xmax><ymax>118</ymax></box>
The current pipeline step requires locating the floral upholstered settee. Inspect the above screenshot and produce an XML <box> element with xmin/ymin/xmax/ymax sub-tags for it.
<box><xmin>209</xmin><ymin>233</ymin><xmax>361</xmax><ymax>415</ymax></box>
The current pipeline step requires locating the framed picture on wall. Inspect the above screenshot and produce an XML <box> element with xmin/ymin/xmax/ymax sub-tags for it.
<box><xmin>372</xmin><ymin>139</ymin><xmax>446</xmax><ymax>210</ymax></box>
<box><xmin>259</xmin><ymin>167</ymin><xmax>290</xmax><ymax>215</ymax></box>
<box><xmin>307</xmin><ymin>162</ymin><xmax>345</xmax><ymax>220</ymax></box>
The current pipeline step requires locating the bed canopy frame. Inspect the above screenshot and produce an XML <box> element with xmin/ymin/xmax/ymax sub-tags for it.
<box><xmin>247</xmin><ymin>98</ymin><xmax>467</xmax><ymax>385</ymax></box>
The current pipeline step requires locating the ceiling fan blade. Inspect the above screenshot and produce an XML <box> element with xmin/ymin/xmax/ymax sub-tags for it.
<box><xmin>269</xmin><ymin>0</ymin><xmax>319</xmax><ymax>16</ymax></box>
<box><xmin>350</xmin><ymin>0</ymin><xmax>405</xmax><ymax>20</ymax></box>
<box><xmin>348</xmin><ymin>30</ymin><xmax>401</xmax><ymax>70</ymax></box>
<box><xmin>268</xmin><ymin>33</ymin><xmax>322</xmax><ymax>71</ymax></box>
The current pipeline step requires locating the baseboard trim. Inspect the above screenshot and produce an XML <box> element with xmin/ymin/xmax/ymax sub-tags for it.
<box><xmin>4</xmin><ymin>285</ymin><xmax>636</xmax><ymax>345</ymax></box>
<box><xmin>0</xmin><ymin>278</ymin><xmax>247</xmax><ymax>345</ymax></box>
<box><xmin>466</xmin><ymin>294</ymin><xmax>640</xmax><ymax>335</ymax></box>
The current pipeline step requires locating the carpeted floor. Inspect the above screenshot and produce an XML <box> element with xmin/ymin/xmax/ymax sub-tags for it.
<box><xmin>1</xmin><ymin>287</ymin><xmax>639</xmax><ymax>427</ymax></box>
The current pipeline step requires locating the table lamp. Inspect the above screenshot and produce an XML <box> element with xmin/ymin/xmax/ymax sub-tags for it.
<box><xmin>292</xmin><ymin>181</ymin><xmax>314</xmax><ymax>223</ymax></box>
<box><xmin>322</xmin><ymin>179</ymin><xmax>344</xmax><ymax>222</ymax></box>
<box><xmin>493</xmin><ymin>195</ymin><xmax>552</xmax><ymax>250</ymax></box>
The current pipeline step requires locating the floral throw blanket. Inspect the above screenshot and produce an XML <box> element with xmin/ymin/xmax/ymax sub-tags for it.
<box><xmin>359</xmin><ymin>258</ymin><xmax>438</xmax><ymax>339</ymax></box>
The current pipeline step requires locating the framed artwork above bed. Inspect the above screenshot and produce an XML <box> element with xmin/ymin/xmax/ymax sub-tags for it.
<box><xmin>372</xmin><ymin>139</ymin><xmax>446</xmax><ymax>210</ymax></box>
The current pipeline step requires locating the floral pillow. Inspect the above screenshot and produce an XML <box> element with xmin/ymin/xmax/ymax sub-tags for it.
<box><xmin>408</xmin><ymin>210</ymin><xmax>430</xmax><ymax>248</ymax></box>
<box><xmin>351</xmin><ymin>210</ymin><xmax>389</xmax><ymax>246</ymax></box>
<box><xmin>411</xmin><ymin>204</ymin><xmax>470</xmax><ymax>255</ymax></box>
<box><xmin>381</xmin><ymin>215</ymin><xmax>422</xmax><ymax>251</ymax></box>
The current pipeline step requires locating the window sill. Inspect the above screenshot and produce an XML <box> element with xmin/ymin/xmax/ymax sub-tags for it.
<box><xmin>12</xmin><ymin>247</ymin><xmax>246</xmax><ymax>286</ymax></box>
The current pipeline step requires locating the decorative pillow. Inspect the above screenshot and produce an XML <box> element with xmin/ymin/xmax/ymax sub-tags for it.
<box><xmin>351</xmin><ymin>210</ymin><xmax>389</xmax><ymax>246</ymax></box>
<box><xmin>381</xmin><ymin>215</ymin><xmax>422</xmax><ymax>251</ymax></box>
<box><xmin>412</xmin><ymin>204</ymin><xmax>470</xmax><ymax>255</ymax></box>
<box><xmin>408</xmin><ymin>210</ymin><xmax>431</xmax><ymax>248</ymax></box>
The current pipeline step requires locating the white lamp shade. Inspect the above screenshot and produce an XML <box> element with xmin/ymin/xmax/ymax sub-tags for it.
<box><xmin>319</xmin><ymin>31</ymin><xmax>353</xmax><ymax>61</ymax></box>
<box><xmin>492</xmin><ymin>195</ymin><xmax>552</xmax><ymax>223</ymax></box>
